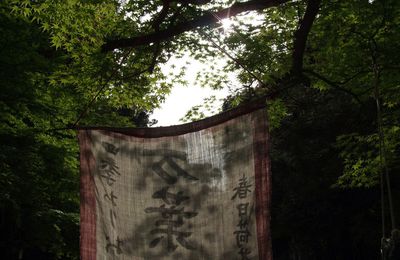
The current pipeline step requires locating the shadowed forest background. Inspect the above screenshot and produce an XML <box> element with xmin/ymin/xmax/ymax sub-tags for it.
<box><xmin>0</xmin><ymin>0</ymin><xmax>399</xmax><ymax>259</ymax></box>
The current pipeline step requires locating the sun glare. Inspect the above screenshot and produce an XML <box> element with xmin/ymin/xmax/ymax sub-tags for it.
<box><xmin>221</xmin><ymin>18</ymin><xmax>233</xmax><ymax>32</ymax></box>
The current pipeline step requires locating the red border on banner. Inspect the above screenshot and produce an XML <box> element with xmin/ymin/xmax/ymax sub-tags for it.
<box><xmin>79</xmin><ymin>130</ymin><xmax>97</xmax><ymax>260</ymax></box>
<box><xmin>253</xmin><ymin>109</ymin><xmax>273</xmax><ymax>260</ymax></box>
<box><xmin>78</xmin><ymin>97</ymin><xmax>272</xmax><ymax>260</ymax></box>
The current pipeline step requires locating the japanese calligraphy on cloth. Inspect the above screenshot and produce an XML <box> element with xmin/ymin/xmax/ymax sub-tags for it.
<box><xmin>78</xmin><ymin>101</ymin><xmax>272</xmax><ymax>260</ymax></box>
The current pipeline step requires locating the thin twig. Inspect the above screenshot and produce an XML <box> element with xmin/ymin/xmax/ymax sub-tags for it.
<box><xmin>198</xmin><ymin>29</ymin><xmax>268</xmax><ymax>89</ymax></box>
<box><xmin>72</xmin><ymin>49</ymin><xmax>134</xmax><ymax>127</ymax></box>
<box><xmin>303</xmin><ymin>69</ymin><xmax>363</xmax><ymax>105</ymax></box>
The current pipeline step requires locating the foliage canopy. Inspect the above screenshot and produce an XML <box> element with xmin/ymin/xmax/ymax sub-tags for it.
<box><xmin>1</xmin><ymin>0</ymin><xmax>399</xmax><ymax>259</ymax></box>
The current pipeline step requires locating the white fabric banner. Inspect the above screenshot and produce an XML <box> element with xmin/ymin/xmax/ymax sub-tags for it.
<box><xmin>79</xmin><ymin>103</ymin><xmax>271</xmax><ymax>260</ymax></box>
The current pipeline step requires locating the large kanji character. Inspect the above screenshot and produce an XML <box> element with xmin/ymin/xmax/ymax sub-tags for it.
<box><xmin>152</xmin><ymin>156</ymin><xmax>198</xmax><ymax>184</ymax></box>
<box><xmin>145</xmin><ymin>205</ymin><xmax>197</xmax><ymax>252</ymax></box>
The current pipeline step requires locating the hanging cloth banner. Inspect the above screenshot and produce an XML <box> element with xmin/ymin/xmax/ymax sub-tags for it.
<box><xmin>78</xmin><ymin>99</ymin><xmax>272</xmax><ymax>260</ymax></box>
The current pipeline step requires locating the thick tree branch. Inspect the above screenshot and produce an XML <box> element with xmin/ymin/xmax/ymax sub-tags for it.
<box><xmin>178</xmin><ymin>0</ymin><xmax>211</xmax><ymax>5</ymax></box>
<box><xmin>152</xmin><ymin>0</ymin><xmax>171</xmax><ymax>31</ymax></box>
<box><xmin>102</xmin><ymin>0</ymin><xmax>289</xmax><ymax>51</ymax></box>
<box><xmin>291</xmin><ymin>0</ymin><xmax>321</xmax><ymax>75</ymax></box>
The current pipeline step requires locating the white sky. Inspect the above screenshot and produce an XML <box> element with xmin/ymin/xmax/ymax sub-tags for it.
<box><xmin>150</xmin><ymin>56</ymin><xmax>234</xmax><ymax>126</ymax></box>
<box><xmin>150</xmin><ymin>85</ymin><xmax>230</xmax><ymax>126</ymax></box>
<box><xmin>149</xmin><ymin>14</ymin><xmax>265</xmax><ymax>126</ymax></box>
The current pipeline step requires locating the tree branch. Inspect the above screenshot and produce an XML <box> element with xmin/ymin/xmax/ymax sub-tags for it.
<box><xmin>152</xmin><ymin>0</ymin><xmax>171</xmax><ymax>31</ymax></box>
<box><xmin>102</xmin><ymin>0</ymin><xmax>289</xmax><ymax>52</ymax></box>
<box><xmin>304</xmin><ymin>69</ymin><xmax>363</xmax><ymax>104</ymax></box>
<box><xmin>291</xmin><ymin>0</ymin><xmax>321</xmax><ymax>75</ymax></box>
<box><xmin>178</xmin><ymin>0</ymin><xmax>212</xmax><ymax>5</ymax></box>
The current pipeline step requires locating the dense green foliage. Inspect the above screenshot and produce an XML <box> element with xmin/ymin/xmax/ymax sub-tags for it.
<box><xmin>221</xmin><ymin>1</ymin><xmax>400</xmax><ymax>258</ymax></box>
<box><xmin>1</xmin><ymin>1</ymin><xmax>160</xmax><ymax>259</ymax></box>
<box><xmin>219</xmin><ymin>1</ymin><xmax>400</xmax><ymax>258</ymax></box>
<box><xmin>1</xmin><ymin>0</ymin><xmax>399</xmax><ymax>259</ymax></box>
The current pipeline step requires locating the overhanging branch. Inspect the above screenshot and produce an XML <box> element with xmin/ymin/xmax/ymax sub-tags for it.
<box><xmin>102</xmin><ymin>0</ymin><xmax>289</xmax><ymax>52</ymax></box>
<box><xmin>291</xmin><ymin>0</ymin><xmax>321</xmax><ymax>75</ymax></box>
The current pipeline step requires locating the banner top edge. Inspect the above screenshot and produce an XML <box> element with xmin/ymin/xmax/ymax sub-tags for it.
<box><xmin>76</xmin><ymin>96</ymin><xmax>267</xmax><ymax>138</ymax></box>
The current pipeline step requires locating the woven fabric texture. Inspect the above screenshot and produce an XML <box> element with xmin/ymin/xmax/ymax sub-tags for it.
<box><xmin>79</xmin><ymin>106</ymin><xmax>271</xmax><ymax>260</ymax></box>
